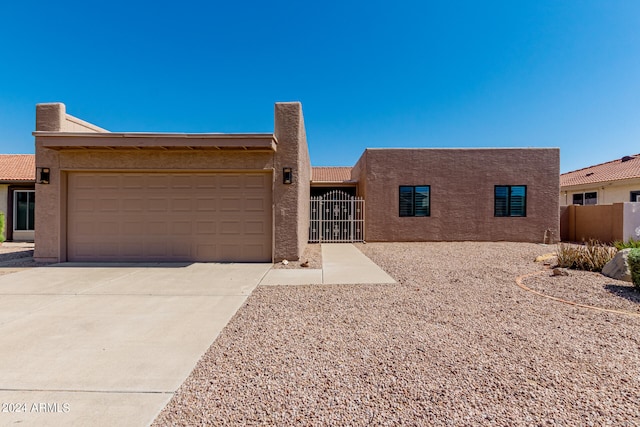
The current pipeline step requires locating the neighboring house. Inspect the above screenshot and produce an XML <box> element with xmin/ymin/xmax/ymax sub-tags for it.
<box><xmin>34</xmin><ymin>102</ymin><xmax>559</xmax><ymax>263</ymax></box>
<box><xmin>0</xmin><ymin>154</ymin><xmax>36</xmax><ymax>242</ymax></box>
<box><xmin>560</xmin><ymin>154</ymin><xmax>640</xmax><ymax>205</ymax></box>
<box><xmin>559</xmin><ymin>154</ymin><xmax>640</xmax><ymax>243</ymax></box>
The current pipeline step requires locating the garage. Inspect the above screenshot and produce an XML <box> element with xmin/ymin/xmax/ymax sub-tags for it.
<box><xmin>35</xmin><ymin>102</ymin><xmax>309</xmax><ymax>263</ymax></box>
<box><xmin>67</xmin><ymin>172</ymin><xmax>273</xmax><ymax>262</ymax></box>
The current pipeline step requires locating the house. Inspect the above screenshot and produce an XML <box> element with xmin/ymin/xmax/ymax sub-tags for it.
<box><xmin>0</xmin><ymin>154</ymin><xmax>36</xmax><ymax>241</ymax></box>
<box><xmin>34</xmin><ymin>102</ymin><xmax>559</xmax><ymax>263</ymax></box>
<box><xmin>559</xmin><ymin>154</ymin><xmax>640</xmax><ymax>242</ymax></box>
<box><xmin>560</xmin><ymin>154</ymin><xmax>640</xmax><ymax>205</ymax></box>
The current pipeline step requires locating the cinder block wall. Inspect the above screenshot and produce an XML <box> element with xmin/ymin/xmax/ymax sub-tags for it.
<box><xmin>353</xmin><ymin>148</ymin><xmax>560</xmax><ymax>243</ymax></box>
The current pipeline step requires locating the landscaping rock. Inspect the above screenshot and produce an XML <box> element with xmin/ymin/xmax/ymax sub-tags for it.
<box><xmin>552</xmin><ymin>268</ymin><xmax>569</xmax><ymax>276</ymax></box>
<box><xmin>601</xmin><ymin>249</ymin><xmax>632</xmax><ymax>282</ymax></box>
<box><xmin>535</xmin><ymin>253</ymin><xmax>556</xmax><ymax>263</ymax></box>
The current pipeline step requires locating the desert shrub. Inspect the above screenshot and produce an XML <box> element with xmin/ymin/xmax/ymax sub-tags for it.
<box><xmin>0</xmin><ymin>212</ymin><xmax>4</xmax><ymax>243</ymax></box>
<box><xmin>556</xmin><ymin>240</ymin><xmax>617</xmax><ymax>272</ymax></box>
<box><xmin>628</xmin><ymin>248</ymin><xmax>640</xmax><ymax>289</ymax></box>
<box><xmin>613</xmin><ymin>238</ymin><xmax>640</xmax><ymax>250</ymax></box>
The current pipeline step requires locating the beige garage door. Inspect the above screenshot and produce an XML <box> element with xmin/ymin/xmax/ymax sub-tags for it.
<box><xmin>67</xmin><ymin>172</ymin><xmax>272</xmax><ymax>262</ymax></box>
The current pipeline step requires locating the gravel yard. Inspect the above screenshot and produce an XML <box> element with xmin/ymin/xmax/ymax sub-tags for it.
<box><xmin>0</xmin><ymin>243</ymin><xmax>53</xmax><ymax>274</ymax></box>
<box><xmin>151</xmin><ymin>241</ymin><xmax>638</xmax><ymax>425</ymax></box>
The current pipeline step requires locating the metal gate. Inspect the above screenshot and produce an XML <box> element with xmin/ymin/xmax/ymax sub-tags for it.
<box><xmin>309</xmin><ymin>190</ymin><xmax>365</xmax><ymax>242</ymax></box>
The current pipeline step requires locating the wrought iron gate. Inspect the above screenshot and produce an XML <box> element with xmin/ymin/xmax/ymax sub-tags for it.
<box><xmin>309</xmin><ymin>190</ymin><xmax>365</xmax><ymax>243</ymax></box>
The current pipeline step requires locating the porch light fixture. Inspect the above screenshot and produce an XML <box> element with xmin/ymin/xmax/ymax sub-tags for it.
<box><xmin>283</xmin><ymin>167</ymin><xmax>293</xmax><ymax>184</ymax></box>
<box><xmin>36</xmin><ymin>167</ymin><xmax>50</xmax><ymax>184</ymax></box>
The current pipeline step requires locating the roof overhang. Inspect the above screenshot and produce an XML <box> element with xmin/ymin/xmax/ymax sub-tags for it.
<box><xmin>310</xmin><ymin>180</ymin><xmax>358</xmax><ymax>186</ymax></box>
<box><xmin>33</xmin><ymin>132</ymin><xmax>278</xmax><ymax>151</ymax></box>
<box><xmin>0</xmin><ymin>180</ymin><xmax>35</xmax><ymax>185</ymax></box>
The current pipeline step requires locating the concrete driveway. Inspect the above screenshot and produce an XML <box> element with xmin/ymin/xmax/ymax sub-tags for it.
<box><xmin>0</xmin><ymin>262</ymin><xmax>271</xmax><ymax>426</ymax></box>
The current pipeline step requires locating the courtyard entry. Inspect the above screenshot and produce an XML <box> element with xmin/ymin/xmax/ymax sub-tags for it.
<box><xmin>309</xmin><ymin>189</ymin><xmax>364</xmax><ymax>243</ymax></box>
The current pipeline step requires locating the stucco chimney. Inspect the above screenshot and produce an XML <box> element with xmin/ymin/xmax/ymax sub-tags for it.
<box><xmin>36</xmin><ymin>103</ymin><xmax>66</xmax><ymax>132</ymax></box>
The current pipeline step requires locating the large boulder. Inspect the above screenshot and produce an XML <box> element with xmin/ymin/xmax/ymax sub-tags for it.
<box><xmin>601</xmin><ymin>249</ymin><xmax>632</xmax><ymax>282</ymax></box>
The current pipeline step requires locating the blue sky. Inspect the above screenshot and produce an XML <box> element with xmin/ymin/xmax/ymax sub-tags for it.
<box><xmin>0</xmin><ymin>1</ymin><xmax>638</xmax><ymax>173</ymax></box>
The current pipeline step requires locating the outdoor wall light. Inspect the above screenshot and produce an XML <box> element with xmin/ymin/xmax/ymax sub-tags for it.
<box><xmin>37</xmin><ymin>167</ymin><xmax>50</xmax><ymax>184</ymax></box>
<box><xmin>283</xmin><ymin>167</ymin><xmax>293</xmax><ymax>184</ymax></box>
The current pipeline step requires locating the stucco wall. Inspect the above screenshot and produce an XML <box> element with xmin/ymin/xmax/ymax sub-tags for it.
<box><xmin>273</xmin><ymin>102</ymin><xmax>309</xmax><ymax>261</ymax></box>
<box><xmin>622</xmin><ymin>202</ymin><xmax>640</xmax><ymax>241</ymax></box>
<box><xmin>560</xmin><ymin>178</ymin><xmax>640</xmax><ymax>205</ymax></box>
<box><xmin>353</xmin><ymin>148</ymin><xmax>560</xmax><ymax>243</ymax></box>
<box><xmin>0</xmin><ymin>184</ymin><xmax>7</xmax><ymax>240</ymax></box>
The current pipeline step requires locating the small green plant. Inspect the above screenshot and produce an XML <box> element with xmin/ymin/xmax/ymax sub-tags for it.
<box><xmin>628</xmin><ymin>248</ymin><xmax>640</xmax><ymax>290</ymax></box>
<box><xmin>613</xmin><ymin>237</ymin><xmax>640</xmax><ymax>250</ymax></box>
<box><xmin>556</xmin><ymin>240</ymin><xmax>617</xmax><ymax>272</ymax></box>
<box><xmin>0</xmin><ymin>212</ymin><xmax>5</xmax><ymax>243</ymax></box>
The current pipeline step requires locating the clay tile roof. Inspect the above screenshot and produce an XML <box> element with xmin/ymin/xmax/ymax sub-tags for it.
<box><xmin>0</xmin><ymin>154</ymin><xmax>36</xmax><ymax>182</ymax></box>
<box><xmin>560</xmin><ymin>154</ymin><xmax>640</xmax><ymax>187</ymax></box>
<box><xmin>311</xmin><ymin>167</ymin><xmax>353</xmax><ymax>183</ymax></box>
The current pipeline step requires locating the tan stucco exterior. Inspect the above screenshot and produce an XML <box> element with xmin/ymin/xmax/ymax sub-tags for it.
<box><xmin>352</xmin><ymin>148</ymin><xmax>560</xmax><ymax>242</ymax></box>
<box><xmin>560</xmin><ymin>178</ymin><xmax>640</xmax><ymax>206</ymax></box>
<box><xmin>34</xmin><ymin>102</ymin><xmax>308</xmax><ymax>262</ymax></box>
<box><xmin>0</xmin><ymin>184</ymin><xmax>7</xmax><ymax>240</ymax></box>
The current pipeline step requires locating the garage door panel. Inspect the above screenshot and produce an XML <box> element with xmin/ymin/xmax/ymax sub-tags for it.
<box><xmin>195</xmin><ymin>244</ymin><xmax>217</xmax><ymax>260</ymax></box>
<box><xmin>121</xmin><ymin>242</ymin><xmax>144</xmax><ymax>257</ymax></box>
<box><xmin>220</xmin><ymin>221</ymin><xmax>240</xmax><ymax>234</ymax></box>
<box><xmin>245</xmin><ymin>197</ymin><xmax>267</xmax><ymax>211</ymax></box>
<box><xmin>123</xmin><ymin>199</ymin><xmax>143</xmax><ymax>212</ymax></box>
<box><xmin>147</xmin><ymin>175</ymin><xmax>169</xmax><ymax>189</ymax></box>
<box><xmin>98</xmin><ymin>175</ymin><xmax>120</xmax><ymax>189</ymax></box>
<box><xmin>196</xmin><ymin>198</ymin><xmax>217</xmax><ymax>211</ymax></box>
<box><xmin>122</xmin><ymin>174</ymin><xmax>145</xmax><ymax>189</ymax></box>
<box><xmin>67</xmin><ymin>172</ymin><xmax>272</xmax><ymax>262</ymax></box>
<box><xmin>196</xmin><ymin>221</ymin><xmax>216</xmax><ymax>234</ymax></box>
<box><xmin>147</xmin><ymin>221</ymin><xmax>168</xmax><ymax>235</ymax></box>
<box><xmin>75</xmin><ymin>199</ymin><xmax>95</xmax><ymax>212</ymax></box>
<box><xmin>98</xmin><ymin>198</ymin><xmax>119</xmax><ymax>212</ymax></box>
<box><xmin>171</xmin><ymin>198</ymin><xmax>192</xmax><ymax>211</ymax></box>
<box><xmin>220</xmin><ymin>197</ymin><xmax>241</xmax><ymax>212</ymax></box>
<box><xmin>245</xmin><ymin>221</ymin><xmax>267</xmax><ymax>234</ymax></box>
<box><xmin>219</xmin><ymin>175</ymin><xmax>241</xmax><ymax>189</ymax></box>
<box><xmin>194</xmin><ymin>175</ymin><xmax>218</xmax><ymax>189</ymax></box>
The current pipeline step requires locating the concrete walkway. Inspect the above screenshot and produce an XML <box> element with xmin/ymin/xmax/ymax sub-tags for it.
<box><xmin>260</xmin><ymin>243</ymin><xmax>396</xmax><ymax>285</ymax></box>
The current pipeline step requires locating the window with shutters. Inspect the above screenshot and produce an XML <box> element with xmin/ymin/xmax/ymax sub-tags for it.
<box><xmin>494</xmin><ymin>185</ymin><xmax>526</xmax><ymax>217</ymax></box>
<box><xmin>399</xmin><ymin>186</ymin><xmax>430</xmax><ymax>217</ymax></box>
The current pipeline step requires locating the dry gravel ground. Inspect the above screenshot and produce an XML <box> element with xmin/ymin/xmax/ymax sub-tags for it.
<box><xmin>155</xmin><ymin>241</ymin><xmax>640</xmax><ymax>426</ymax></box>
<box><xmin>272</xmin><ymin>244</ymin><xmax>322</xmax><ymax>269</ymax></box>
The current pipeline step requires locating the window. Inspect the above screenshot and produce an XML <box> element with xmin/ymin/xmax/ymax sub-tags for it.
<box><xmin>399</xmin><ymin>186</ymin><xmax>430</xmax><ymax>217</ymax></box>
<box><xmin>572</xmin><ymin>191</ymin><xmax>597</xmax><ymax>205</ymax></box>
<box><xmin>495</xmin><ymin>185</ymin><xmax>526</xmax><ymax>217</ymax></box>
<box><xmin>631</xmin><ymin>191</ymin><xmax>640</xmax><ymax>202</ymax></box>
<box><xmin>14</xmin><ymin>190</ymin><xmax>35</xmax><ymax>231</ymax></box>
